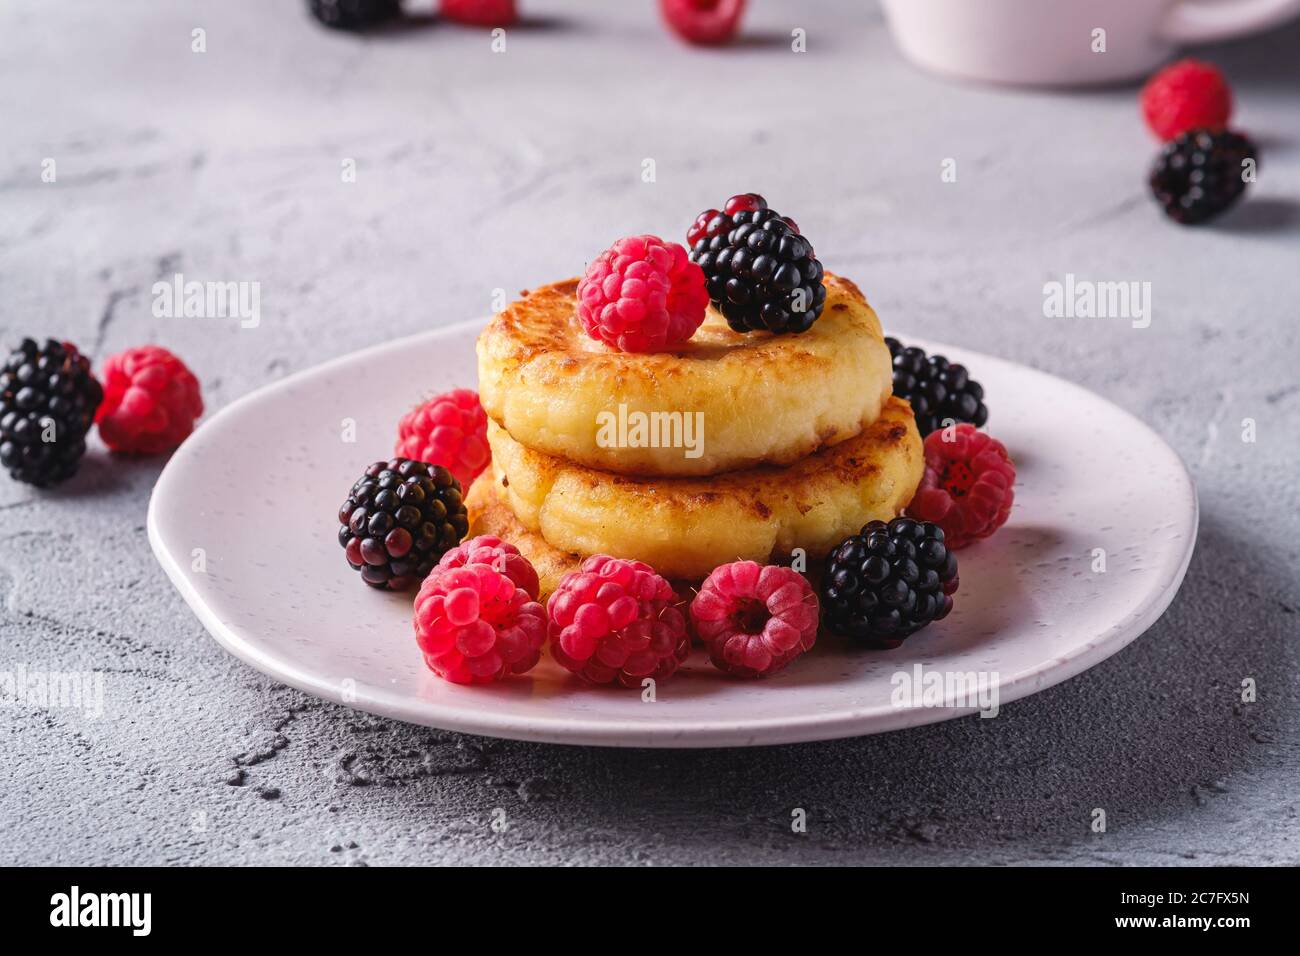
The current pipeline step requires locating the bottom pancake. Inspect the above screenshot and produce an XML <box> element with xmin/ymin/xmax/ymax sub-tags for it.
<box><xmin>464</xmin><ymin>471</ymin><xmax>584</xmax><ymax>600</ymax></box>
<box><xmin>485</xmin><ymin>396</ymin><xmax>924</xmax><ymax>581</ymax></box>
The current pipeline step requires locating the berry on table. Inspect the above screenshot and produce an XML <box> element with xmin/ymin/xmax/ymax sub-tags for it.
<box><xmin>546</xmin><ymin>555</ymin><xmax>690</xmax><ymax>687</ymax></box>
<box><xmin>1149</xmin><ymin>128</ymin><xmax>1256</xmax><ymax>225</ymax></box>
<box><xmin>436</xmin><ymin>534</ymin><xmax>540</xmax><ymax>601</ymax></box>
<box><xmin>337</xmin><ymin>458</ymin><xmax>469</xmax><ymax>591</ymax></box>
<box><xmin>95</xmin><ymin>345</ymin><xmax>203</xmax><ymax>455</ymax></box>
<box><xmin>440</xmin><ymin>0</ymin><xmax>517</xmax><ymax>27</ymax></box>
<box><xmin>690</xmin><ymin>561</ymin><xmax>818</xmax><ymax>678</ymax></box>
<box><xmin>886</xmin><ymin>337</ymin><xmax>988</xmax><ymax>438</ymax></box>
<box><xmin>577</xmin><ymin>235</ymin><xmax>709</xmax><ymax>353</ymax></box>
<box><xmin>1140</xmin><ymin>59</ymin><xmax>1232</xmax><ymax>142</ymax></box>
<box><xmin>0</xmin><ymin>338</ymin><xmax>102</xmax><ymax>487</ymax></box>
<box><xmin>659</xmin><ymin>0</ymin><xmax>747</xmax><ymax>46</ymax></box>
<box><xmin>688</xmin><ymin>193</ymin><xmax>826</xmax><ymax>334</ymax></box>
<box><xmin>307</xmin><ymin>0</ymin><xmax>401</xmax><ymax>30</ymax></box>
<box><xmin>414</xmin><ymin>563</ymin><xmax>547</xmax><ymax>683</ymax></box>
<box><xmin>394</xmin><ymin>388</ymin><xmax>490</xmax><ymax>489</ymax></box>
<box><xmin>907</xmin><ymin>424</ymin><xmax>1015</xmax><ymax>549</ymax></box>
<box><xmin>821</xmin><ymin>517</ymin><xmax>959</xmax><ymax>649</ymax></box>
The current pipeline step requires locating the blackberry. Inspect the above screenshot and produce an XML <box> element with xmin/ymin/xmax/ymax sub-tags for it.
<box><xmin>886</xmin><ymin>337</ymin><xmax>987</xmax><ymax>438</ymax></box>
<box><xmin>1150</xmin><ymin>128</ymin><xmax>1256</xmax><ymax>225</ymax></box>
<box><xmin>688</xmin><ymin>193</ymin><xmax>826</xmax><ymax>334</ymax></box>
<box><xmin>337</xmin><ymin>458</ymin><xmax>469</xmax><ymax>591</ymax></box>
<box><xmin>307</xmin><ymin>0</ymin><xmax>400</xmax><ymax>30</ymax></box>
<box><xmin>0</xmin><ymin>338</ymin><xmax>103</xmax><ymax>488</ymax></box>
<box><xmin>821</xmin><ymin>517</ymin><xmax>958</xmax><ymax>648</ymax></box>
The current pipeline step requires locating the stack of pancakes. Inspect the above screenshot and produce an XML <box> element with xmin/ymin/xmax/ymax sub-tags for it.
<box><xmin>471</xmin><ymin>273</ymin><xmax>924</xmax><ymax>598</ymax></box>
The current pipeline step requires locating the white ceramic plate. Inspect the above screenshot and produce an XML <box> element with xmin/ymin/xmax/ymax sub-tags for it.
<box><xmin>148</xmin><ymin>321</ymin><xmax>1197</xmax><ymax>747</ymax></box>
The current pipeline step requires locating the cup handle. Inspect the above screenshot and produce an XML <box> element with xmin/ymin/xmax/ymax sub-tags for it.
<box><xmin>1157</xmin><ymin>0</ymin><xmax>1300</xmax><ymax>43</ymax></box>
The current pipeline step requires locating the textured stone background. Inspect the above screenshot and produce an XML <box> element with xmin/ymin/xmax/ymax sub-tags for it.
<box><xmin>1</xmin><ymin>1</ymin><xmax>1297</xmax><ymax>865</ymax></box>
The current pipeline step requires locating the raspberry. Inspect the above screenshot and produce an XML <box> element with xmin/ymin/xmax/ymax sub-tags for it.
<box><xmin>394</xmin><ymin>388</ymin><xmax>490</xmax><ymax>489</ymax></box>
<box><xmin>546</xmin><ymin>555</ymin><xmax>690</xmax><ymax>687</ymax></box>
<box><xmin>690</xmin><ymin>561</ymin><xmax>818</xmax><ymax>678</ymax></box>
<box><xmin>414</xmin><ymin>564</ymin><xmax>546</xmax><ymax>684</ymax></box>
<box><xmin>436</xmin><ymin>534</ymin><xmax>540</xmax><ymax>601</ymax></box>
<box><xmin>94</xmin><ymin>346</ymin><xmax>203</xmax><ymax>455</ymax></box>
<box><xmin>1141</xmin><ymin>59</ymin><xmax>1232</xmax><ymax>142</ymax></box>
<box><xmin>577</xmin><ymin>235</ymin><xmax>709</xmax><ymax>353</ymax></box>
<box><xmin>440</xmin><ymin>0</ymin><xmax>517</xmax><ymax>27</ymax></box>
<box><xmin>907</xmin><ymin>424</ymin><xmax>1015</xmax><ymax>549</ymax></box>
<box><xmin>659</xmin><ymin>0</ymin><xmax>746</xmax><ymax>46</ymax></box>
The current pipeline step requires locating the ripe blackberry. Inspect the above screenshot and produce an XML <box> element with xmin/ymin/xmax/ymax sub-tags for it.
<box><xmin>1150</xmin><ymin>128</ymin><xmax>1256</xmax><ymax>225</ymax></box>
<box><xmin>886</xmin><ymin>337</ymin><xmax>988</xmax><ymax>438</ymax></box>
<box><xmin>337</xmin><ymin>458</ymin><xmax>469</xmax><ymax>591</ymax></box>
<box><xmin>0</xmin><ymin>338</ymin><xmax>103</xmax><ymax>488</ymax></box>
<box><xmin>821</xmin><ymin>517</ymin><xmax>958</xmax><ymax>649</ymax></box>
<box><xmin>307</xmin><ymin>0</ymin><xmax>400</xmax><ymax>30</ymax></box>
<box><xmin>688</xmin><ymin>193</ymin><xmax>826</xmax><ymax>334</ymax></box>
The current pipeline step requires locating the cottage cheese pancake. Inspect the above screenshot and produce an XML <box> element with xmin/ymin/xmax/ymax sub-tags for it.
<box><xmin>476</xmin><ymin>273</ymin><xmax>893</xmax><ymax>477</ymax></box>
<box><xmin>484</xmin><ymin>396</ymin><xmax>923</xmax><ymax>581</ymax></box>
<box><xmin>464</xmin><ymin>471</ymin><xmax>583</xmax><ymax>601</ymax></box>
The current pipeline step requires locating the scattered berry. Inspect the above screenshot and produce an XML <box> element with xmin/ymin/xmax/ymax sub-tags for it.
<box><xmin>886</xmin><ymin>337</ymin><xmax>988</xmax><ymax>438</ymax></box>
<box><xmin>0</xmin><ymin>338</ymin><xmax>102</xmax><ymax>488</ymax></box>
<box><xmin>414</xmin><ymin>563</ymin><xmax>546</xmax><ymax>683</ymax></box>
<box><xmin>821</xmin><ymin>517</ymin><xmax>959</xmax><ymax>648</ymax></box>
<box><xmin>337</xmin><ymin>458</ymin><xmax>468</xmax><ymax>591</ymax></box>
<box><xmin>577</xmin><ymin>235</ymin><xmax>709</xmax><ymax>352</ymax></box>
<box><xmin>395</xmin><ymin>388</ymin><xmax>490</xmax><ymax>489</ymax></box>
<box><xmin>1141</xmin><ymin>59</ymin><xmax>1232</xmax><ymax>142</ymax></box>
<box><xmin>1150</xmin><ymin>128</ymin><xmax>1256</xmax><ymax>225</ymax></box>
<box><xmin>436</xmin><ymin>534</ymin><xmax>540</xmax><ymax>601</ymax></box>
<box><xmin>659</xmin><ymin>0</ymin><xmax>746</xmax><ymax>45</ymax></box>
<box><xmin>907</xmin><ymin>424</ymin><xmax>1015</xmax><ymax>549</ymax></box>
<box><xmin>547</xmin><ymin>555</ymin><xmax>690</xmax><ymax>687</ymax></box>
<box><xmin>307</xmin><ymin>0</ymin><xmax>401</xmax><ymax>30</ymax></box>
<box><xmin>440</xmin><ymin>0</ymin><xmax>517</xmax><ymax>26</ymax></box>
<box><xmin>95</xmin><ymin>346</ymin><xmax>203</xmax><ymax>455</ymax></box>
<box><xmin>689</xmin><ymin>193</ymin><xmax>826</xmax><ymax>334</ymax></box>
<box><xmin>690</xmin><ymin>561</ymin><xmax>818</xmax><ymax>678</ymax></box>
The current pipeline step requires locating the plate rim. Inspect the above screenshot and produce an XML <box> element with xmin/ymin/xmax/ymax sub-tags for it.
<box><xmin>147</xmin><ymin>321</ymin><xmax>1199</xmax><ymax>748</ymax></box>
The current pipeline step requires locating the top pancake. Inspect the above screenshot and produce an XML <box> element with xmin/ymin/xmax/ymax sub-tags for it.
<box><xmin>476</xmin><ymin>272</ymin><xmax>893</xmax><ymax>478</ymax></box>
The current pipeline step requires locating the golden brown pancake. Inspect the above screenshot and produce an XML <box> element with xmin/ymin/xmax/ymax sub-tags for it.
<box><xmin>484</xmin><ymin>396</ymin><xmax>924</xmax><ymax>581</ymax></box>
<box><xmin>476</xmin><ymin>273</ymin><xmax>893</xmax><ymax>478</ymax></box>
<box><xmin>464</xmin><ymin>471</ymin><xmax>583</xmax><ymax>601</ymax></box>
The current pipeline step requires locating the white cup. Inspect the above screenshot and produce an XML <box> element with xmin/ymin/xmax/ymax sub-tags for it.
<box><xmin>879</xmin><ymin>0</ymin><xmax>1300</xmax><ymax>86</ymax></box>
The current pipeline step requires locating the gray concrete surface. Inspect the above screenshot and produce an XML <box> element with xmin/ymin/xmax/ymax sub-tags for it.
<box><xmin>1</xmin><ymin>0</ymin><xmax>1297</xmax><ymax>866</ymax></box>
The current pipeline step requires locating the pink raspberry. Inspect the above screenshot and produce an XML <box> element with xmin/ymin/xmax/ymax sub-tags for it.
<box><xmin>413</xmin><ymin>564</ymin><xmax>546</xmax><ymax>684</ymax></box>
<box><xmin>546</xmin><ymin>555</ymin><xmax>690</xmax><ymax>687</ymax></box>
<box><xmin>440</xmin><ymin>0</ymin><xmax>517</xmax><ymax>27</ymax></box>
<box><xmin>907</xmin><ymin>424</ymin><xmax>1016</xmax><ymax>549</ymax></box>
<box><xmin>94</xmin><ymin>345</ymin><xmax>203</xmax><ymax>455</ymax></box>
<box><xmin>690</xmin><ymin>561</ymin><xmax>819</xmax><ymax>678</ymax></box>
<box><xmin>1140</xmin><ymin>59</ymin><xmax>1232</xmax><ymax>142</ymax></box>
<box><xmin>436</xmin><ymin>534</ymin><xmax>540</xmax><ymax>601</ymax></box>
<box><xmin>576</xmin><ymin>235</ymin><xmax>709</xmax><ymax>353</ymax></box>
<box><xmin>394</xmin><ymin>388</ymin><xmax>490</xmax><ymax>489</ymax></box>
<box><xmin>660</xmin><ymin>0</ymin><xmax>747</xmax><ymax>46</ymax></box>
